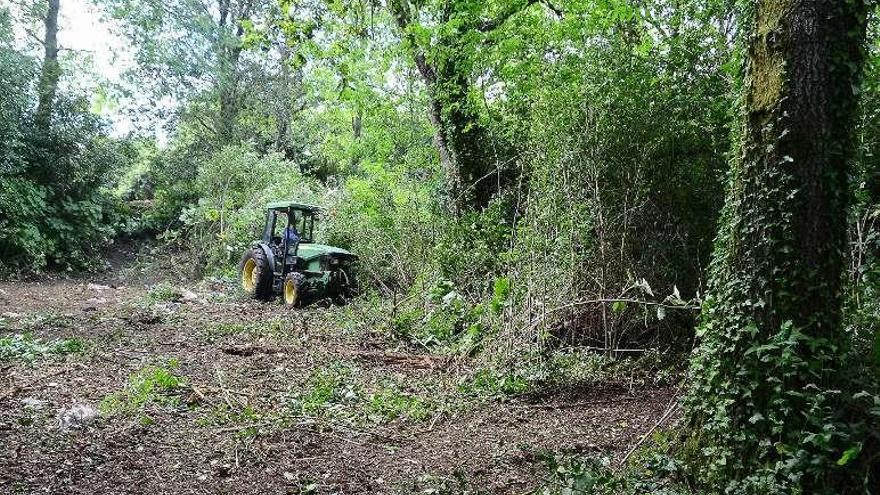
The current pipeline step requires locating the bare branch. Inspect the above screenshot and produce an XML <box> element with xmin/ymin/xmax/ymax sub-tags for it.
<box><xmin>24</xmin><ymin>27</ymin><xmax>45</xmax><ymax>46</ymax></box>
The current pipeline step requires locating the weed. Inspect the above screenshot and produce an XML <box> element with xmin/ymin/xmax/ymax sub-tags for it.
<box><xmin>458</xmin><ymin>368</ymin><xmax>531</xmax><ymax>398</ymax></box>
<box><xmin>534</xmin><ymin>349</ymin><xmax>683</xmax><ymax>389</ymax></box>
<box><xmin>365</xmin><ymin>384</ymin><xmax>432</xmax><ymax>422</ymax></box>
<box><xmin>414</xmin><ymin>470</ymin><xmax>485</xmax><ymax>494</ymax></box>
<box><xmin>197</xmin><ymin>403</ymin><xmax>262</xmax><ymax>435</ymax></box>
<box><xmin>291</xmin><ymin>364</ymin><xmax>360</xmax><ymax>417</ymax></box>
<box><xmin>288</xmin><ymin>364</ymin><xmax>437</xmax><ymax>425</ymax></box>
<box><xmin>19</xmin><ymin>312</ymin><xmax>73</xmax><ymax>331</ymax></box>
<box><xmin>203</xmin><ymin>322</ymin><xmax>250</xmax><ymax>339</ymax></box>
<box><xmin>100</xmin><ymin>359</ymin><xmax>186</xmax><ymax>418</ymax></box>
<box><xmin>198</xmin><ymin>404</ymin><xmax>260</xmax><ymax>426</ymax></box>
<box><xmin>534</xmin><ymin>451</ymin><xmax>688</xmax><ymax>495</ymax></box>
<box><xmin>145</xmin><ymin>283</ymin><xmax>180</xmax><ymax>303</ymax></box>
<box><xmin>0</xmin><ymin>333</ymin><xmax>85</xmax><ymax>362</ymax></box>
<box><xmin>385</xmin><ymin>287</ymin><xmax>486</xmax><ymax>354</ymax></box>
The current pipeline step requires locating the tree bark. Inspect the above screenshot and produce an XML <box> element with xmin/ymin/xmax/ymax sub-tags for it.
<box><xmin>389</xmin><ymin>0</ymin><xmax>509</xmax><ymax>214</ymax></box>
<box><xmin>351</xmin><ymin>105</ymin><xmax>362</xmax><ymax>171</ymax></box>
<box><xmin>685</xmin><ymin>0</ymin><xmax>869</xmax><ymax>489</ymax></box>
<box><xmin>274</xmin><ymin>42</ymin><xmax>293</xmax><ymax>154</ymax></box>
<box><xmin>35</xmin><ymin>0</ymin><xmax>60</xmax><ymax>131</ymax></box>
<box><xmin>389</xmin><ymin>0</ymin><xmax>460</xmax><ymax>210</ymax></box>
<box><xmin>215</xmin><ymin>0</ymin><xmax>250</xmax><ymax>144</ymax></box>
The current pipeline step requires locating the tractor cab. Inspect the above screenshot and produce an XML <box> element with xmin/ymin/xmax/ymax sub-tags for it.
<box><xmin>240</xmin><ymin>200</ymin><xmax>358</xmax><ymax>306</ymax></box>
<box><xmin>262</xmin><ymin>201</ymin><xmax>320</xmax><ymax>259</ymax></box>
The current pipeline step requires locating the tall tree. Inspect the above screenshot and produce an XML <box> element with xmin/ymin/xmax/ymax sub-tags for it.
<box><xmin>389</xmin><ymin>0</ymin><xmax>548</xmax><ymax>213</ymax></box>
<box><xmin>685</xmin><ymin>0</ymin><xmax>870</xmax><ymax>491</ymax></box>
<box><xmin>101</xmin><ymin>0</ymin><xmax>268</xmax><ymax>144</ymax></box>
<box><xmin>34</xmin><ymin>0</ymin><xmax>60</xmax><ymax>131</ymax></box>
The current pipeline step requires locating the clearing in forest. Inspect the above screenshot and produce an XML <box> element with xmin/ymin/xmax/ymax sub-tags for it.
<box><xmin>0</xmin><ymin>253</ymin><xmax>672</xmax><ymax>494</ymax></box>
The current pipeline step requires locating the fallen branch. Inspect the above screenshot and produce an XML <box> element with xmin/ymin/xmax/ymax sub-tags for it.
<box><xmin>617</xmin><ymin>393</ymin><xmax>681</xmax><ymax>469</ymax></box>
<box><xmin>526</xmin><ymin>297</ymin><xmax>700</xmax><ymax>332</ymax></box>
<box><xmin>221</xmin><ymin>345</ymin><xmax>295</xmax><ymax>356</ymax></box>
<box><xmin>345</xmin><ymin>349</ymin><xmax>449</xmax><ymax>369</ymax></box>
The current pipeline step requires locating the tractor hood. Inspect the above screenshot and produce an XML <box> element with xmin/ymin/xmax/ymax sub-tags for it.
<box><xmin>294</xmin><ymin>243</ymin><xmax>356</xmax><ymax>261</ymax></box>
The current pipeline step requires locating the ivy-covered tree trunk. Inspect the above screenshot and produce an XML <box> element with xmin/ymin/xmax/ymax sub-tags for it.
<box><xmin>35</xmin><ymin>0</ymin><xmax>60</xmax><ymax>131</ymax></box>
<box><xmin>389</xmin><ymin>0</ymin><xmax>519</xmax><ymax>214</ymax></box>
<box><xmin>685</xmin><ymin>0</ymin><xmax>869</xmax><ymax>491</ymax></box>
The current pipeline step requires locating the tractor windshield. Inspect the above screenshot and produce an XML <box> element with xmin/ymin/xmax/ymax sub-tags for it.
<box><xmin>294</xmin><ymin>210</ymin><xmax>316</xmax><ymax>243</ymax></box>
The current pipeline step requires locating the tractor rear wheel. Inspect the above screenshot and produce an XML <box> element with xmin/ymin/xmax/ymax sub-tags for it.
<box><xmin>283</xmin><ymin>272</ymin><xmax>305</xmax><ymax>307</ymax></box>
<box><xmin>240</xmin><ymin>248</ymin><xmax>273</xmax><ymax>301</ymax></box>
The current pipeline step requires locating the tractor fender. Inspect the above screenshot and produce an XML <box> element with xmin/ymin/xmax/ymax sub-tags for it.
<box><xmin>254</xmin><ymin>242</ymin><xmax>277</xmax><ymax>275</ymax></box>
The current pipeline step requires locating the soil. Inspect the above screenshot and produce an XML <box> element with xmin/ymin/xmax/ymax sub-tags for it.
<box><xmin>0</xmin><ymin>252</ymin><xmax>675</xmax><ymax>494</ymax></box>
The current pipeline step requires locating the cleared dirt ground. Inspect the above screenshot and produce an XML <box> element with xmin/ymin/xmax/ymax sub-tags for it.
<box><xmin>0</xmin><ymin>258</ymin><xmax>673</xmax><ymax>494</ymax></box>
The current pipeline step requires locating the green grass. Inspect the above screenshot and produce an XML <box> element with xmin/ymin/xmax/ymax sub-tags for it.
<box><xmin>365</xmin><ymin>384</ymin><xmax>432</xmax><ymax>422</ymax></box>
<box><xmin>100</xmin><ymin>358</ymin><xmax>186</xmax><ymax>419</ymax></box>
<box><xmin>289</xmin><ymin>364</ymin><xmax>436</xmax><ymax>424</ymax></box>
<box><xmin>0</xmin><ymin>333</ymin><xmax>85</xmax><ymax>362</ymax></box>
<box><xmin>144</xmin><ymin>283</ymin><xmax>181</xmax><ymax>303</ymax></box>
<box><xmin>458</xmin><ymin>367</ymin><xmax>531</xmax><ymax>398</ymax></box>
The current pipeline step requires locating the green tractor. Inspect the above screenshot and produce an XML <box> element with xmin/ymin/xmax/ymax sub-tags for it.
<box><xmin>239</xmin><ymin>201</ymin><xmax>358</xmax><ymax>306</ymax></box>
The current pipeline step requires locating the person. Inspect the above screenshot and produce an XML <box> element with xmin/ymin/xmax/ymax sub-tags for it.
<box><xmin>284</xmin><ymin>219</ymin><xmax>300</xmax><ymax>247</ymax></box>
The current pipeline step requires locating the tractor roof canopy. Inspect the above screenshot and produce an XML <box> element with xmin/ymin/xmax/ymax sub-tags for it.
<box><xmin>266</xmin><ymin>201</ymin><xmax>323</xmax><ymax>213</ymax></box>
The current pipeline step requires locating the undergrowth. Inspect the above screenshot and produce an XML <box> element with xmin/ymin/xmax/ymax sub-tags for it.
<box><xmin>100</xmin><ymin>358</ymin><xmax>187</xmax><ymax>423</ymax></box>
<box><xmin>0</xmin><ymin>333</ymin><xmax>84</xmax><ymax>361</ymax></box>
<box><xmin>288</xmin><ymin>362</ymin><xmax>439</xmax><ymax>425</ymax></box>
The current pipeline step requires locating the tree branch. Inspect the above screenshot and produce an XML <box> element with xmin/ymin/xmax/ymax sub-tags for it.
<box><xmin>478</xmin><ymin>0</ymin><xmax>564</xmax><ymax>32</ymax></box>
<box><xmin>389</xmin><ymin>0</ymin><xmax>437</xmax><ymax>84</ymax></box>
<box><xmin>24</xmin><ymin>27</ymin><xmax>45</xmax><ymax>47</ymax></box>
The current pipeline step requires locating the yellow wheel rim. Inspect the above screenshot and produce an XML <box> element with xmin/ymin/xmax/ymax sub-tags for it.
<box><xmin>284</xmin><ymin>278</ymin><xmax>298</xmax><ymax>306</ymax></box>
<box><xmin>242</xmin><ymin>259</ymin><xmax>257</xmax><ymax>292</ymax></box>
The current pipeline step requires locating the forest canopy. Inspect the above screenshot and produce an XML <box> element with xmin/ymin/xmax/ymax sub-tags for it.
<box><xmin>1</xmin><ymin>0</ymin><xmax>879</xmax><ymax>492</ymax></box>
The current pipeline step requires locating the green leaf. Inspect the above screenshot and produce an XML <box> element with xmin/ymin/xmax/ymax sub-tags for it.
<box><xmin>837</xmin><ymin>444</ymin><xmax>862</xmax><ymax>466</ymax></box>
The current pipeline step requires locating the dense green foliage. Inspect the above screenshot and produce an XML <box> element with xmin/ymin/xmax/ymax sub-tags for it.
<box><xmin>2</xmin><ymin>0</ymin><xmax>880</xmax><ymax>492</ymax></box>
<box><xmin>0</xmin><ymin>4</ymin><xmax>130</xmax><ymax>270</ymax></box>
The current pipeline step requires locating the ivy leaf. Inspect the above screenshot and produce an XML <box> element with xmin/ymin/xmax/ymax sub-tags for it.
<box><xmin>837</xmin><ymin>444</ymin><xmax>862</xmax><ymax>466</ymax></box>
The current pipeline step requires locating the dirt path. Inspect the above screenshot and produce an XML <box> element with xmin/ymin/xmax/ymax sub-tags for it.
<box><xmin>0</xmin><ymin>269</ymin><xmax>673</xmax><ymax>494</ymax></box>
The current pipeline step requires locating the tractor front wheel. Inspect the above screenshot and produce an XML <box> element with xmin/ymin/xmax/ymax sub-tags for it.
<box><xmin>240</xmin><ymin>248</ymin><xmax>273</xmax><ymax>301</ymax></box>
<box><xmin>283</xmin><ymin>272</ymin><xmax>305</xmax><ymax>307</ymax></box>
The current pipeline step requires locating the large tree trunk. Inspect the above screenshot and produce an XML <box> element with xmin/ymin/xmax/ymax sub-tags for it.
<box><xmin>217</xmin><ymin>68</ymin><xmax>240</xmax><ymax>142</ymax></box>
<box><xmin>35</xmin><ymin>0</ymin><xmax>60</xmax><ymax>131</ymax></box>
<box><xmin>274</xmin><ymin>43</ymin><xmax>293</xmax><ymax>154</ymax></box>
<box><xmin>389</xmin><ymin>0</ymin><xmax>501</xmax><ymax>214</ymax></box>
<box><xmin>216</xmin><ymin>0</ymin><xmax>246</xmax><ymax>144</ymax></box>
<box><xmin>684</xmin><ymin>0</ymin><xmax>869</xmax><ymax>490</ymax></box>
